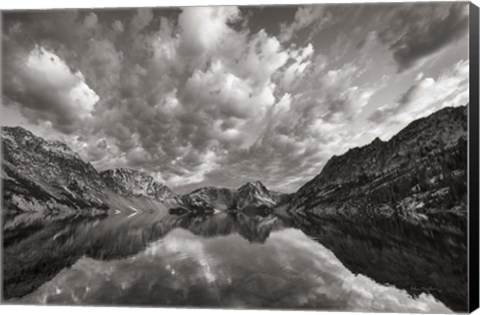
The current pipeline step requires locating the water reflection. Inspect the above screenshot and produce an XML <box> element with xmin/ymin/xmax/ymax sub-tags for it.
<box><xmin>3</xmin><ymin>210</ymin><xmax>283</xmax><ymax>300</ymax></box>
<box><xmin>3</xmin><ymin>210</ymin><xmax>454</xmax><ymax>312</ymax></box>
<box><xmin>283</xmin><ymin>211</ymin><xmax>468</xmax><ymax>311</ymax></box>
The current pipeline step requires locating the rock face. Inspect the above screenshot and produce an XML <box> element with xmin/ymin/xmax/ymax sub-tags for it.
<box><xmin>235</xmin><ymin>181</ymin><xmax>277</xmax><ymax>209</ymax></box>
<box><xmin>1</xmin><ymin>127</ymin><xmax>182</xmax><ymax>215</ymax></box>
<box><xmin>284</xmin><ymin>105</ymin><xmax>468</xmax><ymax>226</ymax></box>
<box><xmin>1</xmin><ymin>126</ymin><xmax>108</xmax><ymax>214</ymax></box>
<box><xmin>100</xmin><ymin>168</ymin><xmax>180</xmax><ymax>203</ymax></box>
<box><xmin>182</xmin><ymin>186</ymin><xmax>236</xmax><ymax>210</ymax></box>
<box><xmin>182</xmin><ymin>181</ymin><xmax>285</xmax><ymax>211</ymax></box>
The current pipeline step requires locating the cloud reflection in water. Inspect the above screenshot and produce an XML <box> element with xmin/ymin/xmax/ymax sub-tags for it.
<box><xmin>20</xmin><ymin>228</ymin><xmax>451</xmax><ymax>312</ymax></box>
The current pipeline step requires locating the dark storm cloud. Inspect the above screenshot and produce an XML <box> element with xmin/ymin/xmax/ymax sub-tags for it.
<box><xmin>378</xmin><ymin>2</ymin><xmax>468</xmax><ymax>72</ymax></box>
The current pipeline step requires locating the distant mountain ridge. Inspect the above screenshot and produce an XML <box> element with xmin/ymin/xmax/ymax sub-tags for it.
<box><xmin>181</xmin><ymin>180</ymin><xmax>285</xmax><ymax>211</ymax></box>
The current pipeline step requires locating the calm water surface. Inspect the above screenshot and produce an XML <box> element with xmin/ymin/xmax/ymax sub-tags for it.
<box><xmin>3</xmin><ymin>209</ymin><xmax>454</xmax><ymax>312</ymax></box>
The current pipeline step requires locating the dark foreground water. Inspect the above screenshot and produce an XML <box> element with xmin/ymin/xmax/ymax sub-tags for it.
<box><xmin>3</xmin><ymin>209</ymin><xmax>465</xmax><ymax>312</ymax></box>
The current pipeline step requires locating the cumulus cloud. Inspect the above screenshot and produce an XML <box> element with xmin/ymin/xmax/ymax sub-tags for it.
<box><xmin>281</xmin><ymin>55</ymin><xmax>380</xmax><ymax>124</ymax></box>
<box><xmin>178</xmin><ymin>7</ymin><xmax>242</xmax><ymax>70</ymax></box>
<box><xmin>183</xmin><ymin>60</ymin><xmax>275</xmax><ymax>120</ymax></box>
<box><xmin>280</xmin><ymin>44</ymin><xmax>314</xmax><ymax>89</ymax></box>
<box><xmin>2</xmin><ymin>4</ymin><xmax>470</xmax><ymax>193</ymax></box>
<box><xmin>3</xmin><ymin>46</ymin><xmax>99</xmax><ymax>133</ymax></box>
<box><xmin>236</xmin><ymin>30</ymin><xmax>289</xmax><ymax>87</ymax></box>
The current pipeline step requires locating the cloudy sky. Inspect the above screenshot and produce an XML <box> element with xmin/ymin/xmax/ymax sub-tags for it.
<box><xmin>1</xmin><ymin>2</ymin><xmax>470</xmax><ymax>193</ymax></box>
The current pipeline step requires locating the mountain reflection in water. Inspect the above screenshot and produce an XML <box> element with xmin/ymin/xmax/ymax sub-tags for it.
<box><xmin>3</xmin><ymin>210</ymin><xmax>452</xmax><ymax>312</ymax></box>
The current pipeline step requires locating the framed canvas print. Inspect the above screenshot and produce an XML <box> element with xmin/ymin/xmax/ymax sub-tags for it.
<box><xmin>1</xmin><ymin>0</ymin><xmax>479</xmax><ymax>314</ymax></box>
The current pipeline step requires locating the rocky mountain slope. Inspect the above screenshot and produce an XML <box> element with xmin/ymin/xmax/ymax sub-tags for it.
<box><xmin>2</xmin><ymin>127</ymin><xmax>108</xmax><ymax>214</ymax></box>
<box><xmin>282</xmin><ymin>105</ymin><xmax>468</xmax><ymax>227</ymax></box>
<box><xmin>235</xmin><ymin>181</ymin><xmax>277</xmax><ymax>209</ymax></box>
<box><xmin>181</xmin><ymin>180</ymin><xmax>285</xmax><ymax>211</ymax></box>
<box><xmin>1</xmin><ymin>127</ymin><xmax>183</xmax><ymax>216</ymax></box>
<box><xmin>100</xmin><ymin>168</ymin><xmax>181</xmax><ymax>203</ymax></box>
<box><xmin>182</xmin><ymin>186</ymin><xmax>236</xmax><ymax>210</ymax></box>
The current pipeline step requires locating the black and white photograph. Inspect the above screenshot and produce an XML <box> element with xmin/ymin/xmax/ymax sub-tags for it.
<box><xmin>1</xmin><ymin>1</ymin><xmax>478</xmax><ymax>313</ymax></box>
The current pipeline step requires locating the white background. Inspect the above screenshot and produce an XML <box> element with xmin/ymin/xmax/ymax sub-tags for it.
<box><xmin>0</xmin><ymin>1</ymin><xmax>479</xmax><ymax>315</ymax></box>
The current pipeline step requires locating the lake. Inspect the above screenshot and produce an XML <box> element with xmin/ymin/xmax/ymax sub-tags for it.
<box><xmin>2</xmin><ymin>209</ymin><xmax>463</xmax><ymax>312</ymax></box>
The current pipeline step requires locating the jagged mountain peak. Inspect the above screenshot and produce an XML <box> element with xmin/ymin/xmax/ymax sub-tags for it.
<box><xmin>371</xmin><ymin>137</ymin><xmax>383</xmax><ymax>145</ymax></box>
<box><xmin>238</xmin><ymin>180</ymin><xmax>267</xmax><ymax>191</ymax></box>
<box><xmin>235</xmin><ymin>180</ymin><xmax>276</xmax><ymax>209</ymax></box>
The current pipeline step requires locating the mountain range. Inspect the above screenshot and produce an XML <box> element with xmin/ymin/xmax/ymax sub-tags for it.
<box><xmin>1</xmin><ymin>127</ymin><xmax>285</xmax><ymax>215</ymax></box>
<box><xmin>181</xmin><ymin>181</ymin><xmax>286</xmax><ymax>212</ymax></box>
<box><xmin>1</xmin><ymin>105</ymin><xmax>468</xmax><ymax>227</ymax></box>
<box><xmin>1</xmin><ymin>105</ymin><xmax>469</xmax><ymax>312</ymax></box>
